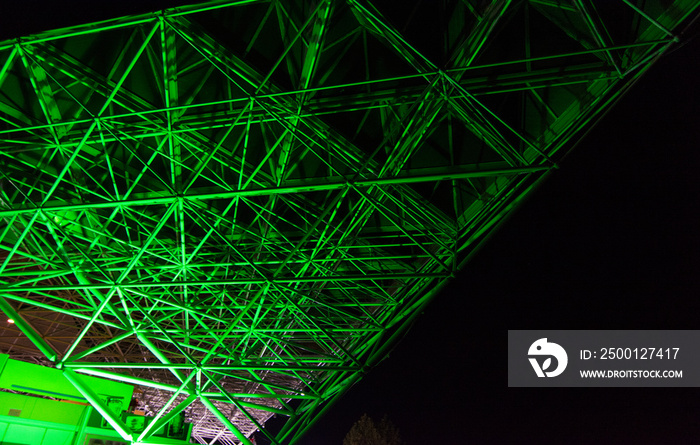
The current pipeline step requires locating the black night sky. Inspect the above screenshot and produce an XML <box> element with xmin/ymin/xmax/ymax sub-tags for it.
<box><xmin>2</xmin><ymin>1</ymin><xmax>699</xmax><ymax>444</ymax></box>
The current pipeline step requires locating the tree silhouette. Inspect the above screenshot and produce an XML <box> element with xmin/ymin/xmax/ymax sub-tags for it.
<box><xmin>343</xmin><ymin>414</ymin><xmax>403</xmax><ymax>445</ymax></box>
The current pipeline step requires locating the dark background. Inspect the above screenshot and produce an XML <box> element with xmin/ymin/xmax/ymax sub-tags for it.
<box><xmin>1</xmin><ymin>1</ymin><xmax>699</xmax><ymax>444</ymax></box>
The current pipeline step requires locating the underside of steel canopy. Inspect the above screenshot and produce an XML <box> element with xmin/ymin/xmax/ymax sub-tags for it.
<box><xmin>0</xmin><ymin>0</ymin><xmax>697</xmax><ymax>443</ymax></box>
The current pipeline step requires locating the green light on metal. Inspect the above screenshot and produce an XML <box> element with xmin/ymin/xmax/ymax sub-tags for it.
<box><xmin>0</xmin><ymin>1</ymin><xmax>697</xmax><ymax>443</ymax></box>
<box><xmin>62</xmin><ymin>369</ymin><xmax>133</xmax><ymax>442</ymax></box>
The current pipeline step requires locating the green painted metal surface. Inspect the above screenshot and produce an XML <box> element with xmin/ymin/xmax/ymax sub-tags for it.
<box><xmin>0</xmin><ymin>391</ymin><xmax>86</xmax><ymax>425</ymax></box>
<box><xmin>0</xmin><ymin>389</ymin><xmax>88</xmax><ymax>445</ymax></box>
<box><xmin>0</xmin><ymin>353</ymin><xmax>133</xmax><ymax>405</ymax></box>
<box><xmin>0</xmin><ymin>385</ymin><xmax>192</xmax><ymax>445</ymax></box>
<box><xmin>0</xmin><ymin>1</ymin><xmax>697</xmax><ymax>444</ymax></box>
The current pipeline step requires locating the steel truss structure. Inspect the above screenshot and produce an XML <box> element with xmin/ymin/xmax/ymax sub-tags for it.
<box><xmin>0</xmin><ymin>0</ymin><xmax>697</xmax><ymax>443</ymax></box>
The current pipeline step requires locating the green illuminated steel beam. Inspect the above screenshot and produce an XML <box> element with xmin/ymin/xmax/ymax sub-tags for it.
<box><xmin>0</xmin><ymin>165</ymin><xmax>548</xmax><ymax>216</ymax></box>
<box><xmin>200</xmin><ymin>394</ymin><xmax>254</xmax><ymax>445</ymax></box>
<box><xmin>62</xmin><ymin>369</ymin><xmax>134</xmax><ymax>442</ymax></box>
<box><xmin>0</xmin><ymin>297</ymin><xmax>57</xmax><ymax>361</ymax></box>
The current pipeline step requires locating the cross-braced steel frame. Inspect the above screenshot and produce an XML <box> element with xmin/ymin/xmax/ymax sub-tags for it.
<box><xmin>0</xmin><ymin>1</ymin><xmax>697</xmax><ymax>444</ymax></box>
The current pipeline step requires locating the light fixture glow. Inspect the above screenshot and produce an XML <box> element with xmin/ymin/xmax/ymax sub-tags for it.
<box><xmin>7</xmin><ymin>319</ymin><xmax>15</xmax><ymax>324</ymax></box>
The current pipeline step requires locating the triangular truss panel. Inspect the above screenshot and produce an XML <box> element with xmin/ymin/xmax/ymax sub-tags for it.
<box><xmin>0</xmin><ymin>1</ymin><xmax>697</xmax><ymax>444</ymax></box>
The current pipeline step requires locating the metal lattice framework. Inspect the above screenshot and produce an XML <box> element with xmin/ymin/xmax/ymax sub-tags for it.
<box><xmin>0</xmin><ymin>1</ymin><xmax>697</xmax><ymax>444</ymax></box>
